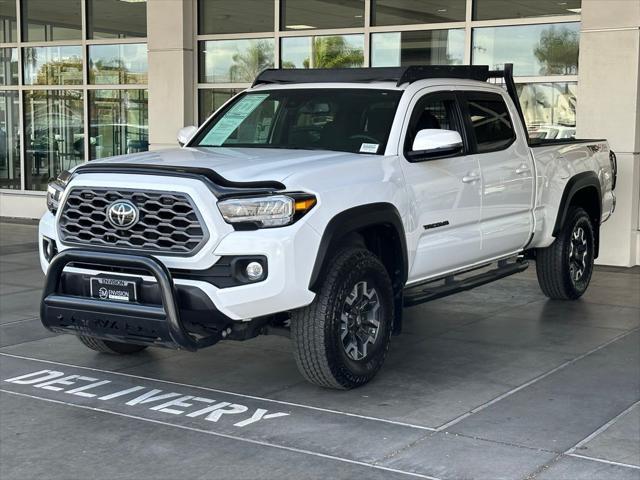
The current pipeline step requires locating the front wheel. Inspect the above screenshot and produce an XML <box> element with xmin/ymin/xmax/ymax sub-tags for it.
<box><xmin>291</xmin><ymin>247</ymin><xmax>394</xmax><ymax>389</ymax></box>
<box><xmin>536</xmin><ymin>207</ymin><xmax>595</xmax><ymax>300</ymax></box>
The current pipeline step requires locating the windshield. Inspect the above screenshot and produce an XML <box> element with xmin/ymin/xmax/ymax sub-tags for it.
<box><xmin>193</xmin><ymin>89</ymin><xmax>403</xmax><ymax>155</ymax></box>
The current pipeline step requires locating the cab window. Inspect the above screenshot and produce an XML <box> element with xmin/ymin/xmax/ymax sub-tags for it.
<box><xmin>404</xmin><ymin>93</ymin><xmax>464</xmax><ymax>154</ymax></box>
<box><xmin>464</xmin><ymin>92</ymin><xmax>516</xmax><ymax>153</ymax></box>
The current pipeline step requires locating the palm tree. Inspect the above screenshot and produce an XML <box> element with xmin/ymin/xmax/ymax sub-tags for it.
<box><xmin>229</xmin><ymin>40</ymin><xmax>274</xmax><ymax>82</ymax></box>
<box><xmin>303</xmin><ymin>36</ymin><xmax>364</xmax><ymax>69</ymax></box>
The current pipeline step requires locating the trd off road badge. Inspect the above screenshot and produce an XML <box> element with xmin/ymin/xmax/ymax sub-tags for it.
<box><xmin>5</xmin><ymin>369</ymin><xmax>290</xmax><ymax>428</ymax></box>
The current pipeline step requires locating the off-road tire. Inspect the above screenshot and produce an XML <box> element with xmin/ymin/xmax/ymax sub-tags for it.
<box><xmin>536</xmin><ymin>207</ymin><xmax>595</xmax><ymax>300</ymax></box>
<box><xmin>291</xmin><ymin>247</ymin><xmax>394</xmax><ymax>389</ymax></box>
<box><xmin>78</xmin><ymin>335</ymin><xmax>148</xmax><ymax>354</ymax></box>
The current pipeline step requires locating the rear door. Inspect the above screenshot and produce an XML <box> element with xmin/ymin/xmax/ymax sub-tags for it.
<box><xmin>400</xmin><ymin>90</ymin><xmax>483</xmax><ymax>282</ymax></box>
<box><xmin>460</xmin><ymin>90</ymin><xmax>535</xmax><ymax>257</ymax></box>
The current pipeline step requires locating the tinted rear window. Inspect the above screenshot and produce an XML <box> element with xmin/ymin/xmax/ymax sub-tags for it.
<box><xmin>466</xmin><ymin>93</ymin><xmax>516</xmax><ymax>153</ymax></box>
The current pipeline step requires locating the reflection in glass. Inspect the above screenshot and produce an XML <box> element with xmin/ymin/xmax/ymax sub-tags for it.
<box><xmin>0</xmin><ymin>91</ymin><xmax>20</xmax><ymax>189</ymax></box>
<box><xmin>23</xmin><ymin>46</ymin><xmax>83</xmax><ymax>85</ymax></box>
<box><xmin>200</xmin><ymin>39</ymin><xmax>274</xmax><ymax>83</ymax></box>
<box><xmin>371</xmin><ymin>30</ymin><xmax>465</xmax><ymax>67</ymax></box>
<box><xmin>282</xmin><ymin>0</ymin><xmax>363</xmax><ymax>30</ymax></box>
<box><xmin>199</xmin><ymin>0</ymin><xmax>273</xmax><ymax>34</ymax></box>
<box><xmin>372</xmin><ymin>0</ymin><xmax>466</xmax><ymax>26</ymax></box>
<box><xmin>474</xmin><ymin>0</ymin><xmax>581</xmax><ymax>21</ymax></box>
<box><xmin>0</xmin><ymin>47</ymin><xmax>18</xmax><ymax>85</ymax></box>
<box><xmin>0</xmin><ymin>0</ymin><xmax>17</xmax><ymax>42</ymax></box>
<box><xmin>22</xmin><ymin>0</ymin><xmax>82</xmax><ymax>41</ymax></box>
<box><xmin>281</xmin><ymin>35</ymin><xmax>364</xmax><ymax>69</ymax></box>
<box><xmin>89</xmin><ymin>44</ymin><xmax>148</xmax><ymax>84</ymax></box>
<box><xmin>24</xmin><ymin>90</ymin><xmax>84</xmax><ymax>191</ymax></box>
<box><xmin>194</xmin><ymin>89</ymin><xmax>402</xmax><ymax>154</ymax></box>
<box><xmin>517</xmin><ymin>82</ymin><xmax>577</xmax><ymax>139</ymax></box>
<box><xmin>88</xmin><ymin>0</ymin><xmax>147</xmax><ymax>39</ymax></box>
<box><xmin>89</xmin><ymin>89</ymin><xmax>148</xmax><ymax>160</ymax></box>
<box><xmin>473</xmin><ymin>23</ymin><xmax>580</xmax><ymax>76</ymax></box>
<box><xmin>198</xmin><ymin>88</ymin><xmax>242</xmax><ymax>124</ymax></box>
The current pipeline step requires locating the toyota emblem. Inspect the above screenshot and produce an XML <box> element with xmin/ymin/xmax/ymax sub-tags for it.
<box><xmin>106</xmin><ymin>200</ymin><xmax>139</xmax><ymax>229</ymax></box>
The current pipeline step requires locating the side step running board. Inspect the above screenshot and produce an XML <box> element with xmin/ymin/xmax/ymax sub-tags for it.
<box><xmin>403</xmin><ymin>257</ymin><xmax>529</xmax><ymax>307</ymax></box>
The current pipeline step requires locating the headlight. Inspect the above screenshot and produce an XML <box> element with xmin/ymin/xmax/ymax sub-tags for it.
<box><xmin>217</xmin><ymin>193</ymin><xmax>316</xmax><ymax>228</ymax></box>
<box><xmin>46</xmin><ymin>170</ymin><xmax>72</xmax><ymax>214</ymax></box>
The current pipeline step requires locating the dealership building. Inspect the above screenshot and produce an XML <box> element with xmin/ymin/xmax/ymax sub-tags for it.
<box><xmin>0</xmin><ymin>0</ymin><xmax>638</xmax><ymax>266</ymax></box>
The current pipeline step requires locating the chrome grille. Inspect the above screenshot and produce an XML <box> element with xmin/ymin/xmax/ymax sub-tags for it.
<box><xmin>59</xmin><ymin>188</ymin><xmax>207</xmax><ymax>255</ymax></box>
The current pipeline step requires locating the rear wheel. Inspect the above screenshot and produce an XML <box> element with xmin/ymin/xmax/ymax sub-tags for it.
<box><xmin>291</xmin><ymin>247</ymin><xmax>394</xmax><ymax>389</ymax></box>
<box><xmin>77</xmin><ymin>335</ymin><xmax>148</xmax><ymax>354</ymax></box>
<box><xmin>536</xmin><ymin>207</ymin><xmax>595</xmax><ymax>300</ymax></box>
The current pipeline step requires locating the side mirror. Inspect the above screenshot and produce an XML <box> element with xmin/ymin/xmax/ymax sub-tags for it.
<box><xmin>177</xmin><ymin>126</ymin><xmax>198</xmax><ymax>147</ymax></box>
<box><xmin>409</xmin><ymin>129</ymin><xmax>463</xmax><ymax>160</ymax></box>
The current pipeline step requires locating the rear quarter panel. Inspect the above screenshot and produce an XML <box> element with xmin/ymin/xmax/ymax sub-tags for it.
<box><xmin>529</xmin><ymin>141</ymin><xmax>614</xmax><ymax>248</ymax></box>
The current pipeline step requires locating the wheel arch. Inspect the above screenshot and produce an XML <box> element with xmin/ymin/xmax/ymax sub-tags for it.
<box><xmin>553</xmin><ymin>171</ymin><xmax>602</xmax><ymax>257</ymax></box>
<box><xmin>308</xmin><ymin>203</ymin><xmax>408</xmax><ymax>295</ymax></box>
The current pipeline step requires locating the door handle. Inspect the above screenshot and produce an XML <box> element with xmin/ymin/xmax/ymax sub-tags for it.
<box><xmin>515</xmin><ymin>164</ymin><xmax>531</xmax><ymax>175</ymax></box>
<box><xmin>462</xmin><ymin>173</ymin><xmax>480</xmax><ymax>183</ymax></box>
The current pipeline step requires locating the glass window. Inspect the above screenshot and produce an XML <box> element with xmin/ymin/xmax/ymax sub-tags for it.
<box><xmin>24</xmin><ymin>90</ymin><xmax>84</xmax><ymax>191</ymax></box>
<box><xmin>89</xmin><ymin>89</ymin><xmax>148</xmax><ymax>160</ymax></box>
<box><xmin>199</xmin><ymin>39</ymin><xmax>275</xmax><ymax>83</ymax></box>
<box><xmin>517</xmin><ymin>82</ymin><xmax>577</xmax><ymax>139</ymax></box>
<box><xmin>371</xmin><ymin>30</ymin><xmax>465</xmax><ymax>67</ymax></box>
<box><xmin>472</xmin><ymin>23</ymin><xmax>580</xmax><ymax>76</ymax></box>
<box><xmin>0</xmin><ymin>47</ymin><xmax>18</xmax><ymax>85</ymax></box>
<box><xmin>372</xmin><ymin>0</ymin><xmax>466</xmax><ymax>26</ymax></box>
<box><xmin>199</xmin><ymin>0</ymin><xmax>273</xmax><ymax>34</ymax></box>
<box><xmin>88</xmin><ymin>0</ymin><xmax>147</xmax><ymax>39</ymax></box>
<box><xmin>282</xmin><ymin>0</ymin><xmax>364</xmax><ymax>30</ymax></box>
<box><xmin>281</xmin><ymin>35</ymin><xmax>364</xmax><ymax>69</ymax></box>
<box><xmin>23</xmin><ymin>46</ymin><xmax>83</xmax><ymax>85</ymax></box>
<box><xmin>0</xmin><ymin>0</ymin><xmax>17</xmax><ymax>42</ymax></box>
<box><xmin>198</xmin><ymin>88</ymin><xmax>242</xmax><ymax>124</ymax></box>
<box><xmin>465</xmin><ymin>93</ymin><xmax>515</xmax><ymax>153</ymax></box>
<box><xmin>474</xmin><ymin>0</ymin><xmax>581</xmax><ymax>21</ymax></box>
<box><xmin>406</xmin><ymin>95</ymin><xmax>462</xmax><ymax>152</ymax></box>
<box><xmin>0</xmin><ymin>90</ymin><xmax>20</xmax><ymax>189</ymax></box>
<box><xmin>89</xmin><ymin>44</ymin><xmax>148</xmax><ymax>85</ymax></box>
<box><xmin>194</xmin><ymin>89</ymin><xmax>402</xmax><ymax>155</ymax></box>
<box><xmin>21</xmin><ymin>0</ymin><xmax>82</xmax><ymax>42</ymax></box>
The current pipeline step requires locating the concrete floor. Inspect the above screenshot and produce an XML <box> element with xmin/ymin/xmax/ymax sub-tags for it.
<box><xmin>0</xmin><ymin>221</ymin><xmax>638</xmax><ymax>480</ymax></box>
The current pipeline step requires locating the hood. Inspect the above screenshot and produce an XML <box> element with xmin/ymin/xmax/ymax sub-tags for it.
<box><xmin>88</xmin><ymin>147</ymin><xmax>365</xmax><ymax>183</ymax></box>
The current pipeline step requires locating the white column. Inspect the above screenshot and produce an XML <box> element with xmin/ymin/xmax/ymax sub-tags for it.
<box><xmin>146</xmin><ymin>0</ymin><xmax>195</xmax><ymax>151</ymax></box>
<box><xmin>576</xmin><ymin>0</ymin><xmax>640</xmax><ymax>266</ymax></box>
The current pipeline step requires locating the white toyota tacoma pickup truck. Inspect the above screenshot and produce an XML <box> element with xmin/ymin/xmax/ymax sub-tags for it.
<box><xmin>39</xmin><ymin>65</ymin><xmax>617</xmax><ymax>389</ymax></box>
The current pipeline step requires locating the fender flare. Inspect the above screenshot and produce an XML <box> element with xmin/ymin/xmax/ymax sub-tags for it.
<box><xmin>553</xmin><ymin>171</ymin><xmax>602</xmax><ymax>236</ymax></box>
<box><xmin>552</xmin><ymin>171</ymin><xmax>602</xmax><ymax>256</ymax></box>
<box><xmin>308</xmin><ymin>203</ymin><xmax>408</xmax><ymax>293</ymax></box>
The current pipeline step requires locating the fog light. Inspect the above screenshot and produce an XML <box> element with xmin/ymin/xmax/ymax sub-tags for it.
<box><xmin>245</xmin><ymin>261</ymin><xmax>264</xmax><ymax>281</ymax></box>
<box><xmin>42</xmin><ymin>237</ymin><xmax>58</xmax><ymax>262</ymax></box>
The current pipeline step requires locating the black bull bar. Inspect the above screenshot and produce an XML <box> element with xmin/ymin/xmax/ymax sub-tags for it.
<box><xmin>40</xmin><ymin>249</ymin><xmax>219</xmax><ymax>351</ymax></box>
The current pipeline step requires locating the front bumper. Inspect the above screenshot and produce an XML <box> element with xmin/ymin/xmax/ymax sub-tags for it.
<box><xmin>41</xmin><ymin>249</ymin><xmax>227</xmax><ymax>351</ymax></box>
<box><xmin>40</xmin><ymin>209</ymin><xmax>319</xmax><ymax>321</ymax></box>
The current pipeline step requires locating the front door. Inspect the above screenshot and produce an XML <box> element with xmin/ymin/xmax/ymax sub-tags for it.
<box><xmin>400</xmin><ymin>91</ymin><xmax>483</xmax><ymax>283</ymax></box>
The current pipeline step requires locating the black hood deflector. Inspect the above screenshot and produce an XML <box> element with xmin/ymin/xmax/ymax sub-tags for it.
<box><xmin>72</xmin><ymin>162</ymin><xmax>286</xmax><ymax>198</ymax></box>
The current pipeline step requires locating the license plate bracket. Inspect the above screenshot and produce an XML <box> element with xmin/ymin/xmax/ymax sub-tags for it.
<box><xmin>90</xmin><ymin>275</ymin><xmax>139</xmax><ymax>303</ymax></box>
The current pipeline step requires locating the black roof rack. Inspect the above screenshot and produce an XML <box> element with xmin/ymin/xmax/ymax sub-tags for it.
<box><xmin>252</xmin><ymin>65</ymin><xmax>511</xmax><ymax>87</ymax></box>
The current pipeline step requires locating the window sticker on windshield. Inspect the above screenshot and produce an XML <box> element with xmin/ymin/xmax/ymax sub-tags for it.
<box><xmin>359</xmin><ymin>143</ymin><xmax>379</xmax><ymax>154</ymax></box>
<box><xmin>202</xmin><ymin>94</ymin><xmax>270</xmax><ymax>146</ymax></box>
